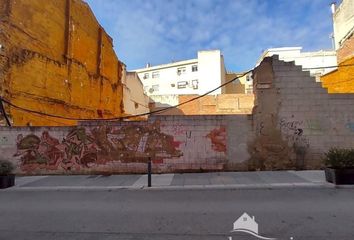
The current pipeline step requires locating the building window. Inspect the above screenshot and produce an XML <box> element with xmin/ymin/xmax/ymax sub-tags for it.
<box><xmin>143</xmin><ymin>73</ymin><xmax>149</xmax><ymax>79</ymax></box>
<box><xmin>152</xmin><ymin>71</ymin><xmax>159</xmax><ymax>78</ymax></box>
<box><xmin>177</xmin><ymin>67</ymin><xmax>186</xmax><ymax>75</ymax></box>
<box><xmin>177</xmin><ymin>81</ymin><xmax>188</xmax><ymax>89</ymax></box>
<box><xmin>246</xmin><ymin>73</ymin><xmax>253</xmax><ymax>82</ymax></box>
<box><xmin>152</xmin><ymin>84</ymin><xmax>159</xmax><ymax>91</ymax></box>
<box><xmin>192</xmin><ymin>80</ymin><xmax>198</xmax><ymax>89</ymax></box>
<box><xmin>148</xmin><ymin>85</ymin><xmax>159</xmax><ymax>93</ymax></box>
<box><xmin>192</xmin><ymin>65</ymin><xmax>198</xmax><ymax>72</ymax></box>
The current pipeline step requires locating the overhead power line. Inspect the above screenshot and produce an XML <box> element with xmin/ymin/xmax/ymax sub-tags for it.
<box><xmin>302</xmin><ymin>63</ymin><xmax>354</xmax><ymax>70</ymax></box>
<box><xmin>1</xmin><ymin>62</ymin><xmax>354</xmax><ymax>122</ymax></box>
<box><xmin>0</xmin><ymin>99</ymin><xmax>12</xmax><ymax>126</ymax></box>
<box><xmin>0</xmin><ymin>70</ymin><xmax>252</xmax><ymax>121</ymax></box>
<box><xmin>323</xmin><ymin>78</ymin><xmax>354</xmax><ymax>86</ymax></box>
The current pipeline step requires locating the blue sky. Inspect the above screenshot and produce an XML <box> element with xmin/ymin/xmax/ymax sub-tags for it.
<box><xmin>85</xmin><ymin>0</ymin><xmax>334</xmax><ymax>72</ymax></box>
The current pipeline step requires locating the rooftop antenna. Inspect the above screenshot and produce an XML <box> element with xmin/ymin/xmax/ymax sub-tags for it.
<box><xmin>330</xmin><ymin>2</ymin><xmax>336</xmax><ymax>14</ymax></box>
<box><xmin>330</xmin><ymin>2</ymin><xmax>336</xmax><ymax>50</ymax></box>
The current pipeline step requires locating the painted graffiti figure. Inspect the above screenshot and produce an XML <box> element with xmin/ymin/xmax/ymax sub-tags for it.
<box><xmin>63</xmin><ymin>128</ymin><xmax>97</xmax><ymax>169</ymax></box>
<box><xmin>14</xmin><ymin>123</ymin><xmax>183</xmax><ymax>173</ymax></box>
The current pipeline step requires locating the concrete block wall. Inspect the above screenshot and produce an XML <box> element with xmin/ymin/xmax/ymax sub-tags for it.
<box><xmin>0</xmin><ymin>115</ymin><xmax>252</xmax><ymax>175</ymax></box>
<box><xmin>2</xmin><ymin>56</ymin><xmax>353</xmax><ymax>174</ymax></box>
<box><xmin>226</xmin><ymin>115</ymin><xmax>254</xmax><ymax>170</ymax></box>
<box><xmin>251</xmin><ymin>56</ymin><xmax>354</xmax><ymax>170</ymax></box>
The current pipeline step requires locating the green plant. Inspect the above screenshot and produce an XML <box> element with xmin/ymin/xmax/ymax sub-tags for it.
<box><xmin>324</xmin><ymin>148</ymin><xmax>354</xmax><ymax>169</ymax></box>
<box><xmin>0</xmin><ymin>160</ymin><xmax>14</xmax><ymax>175</ymax></box>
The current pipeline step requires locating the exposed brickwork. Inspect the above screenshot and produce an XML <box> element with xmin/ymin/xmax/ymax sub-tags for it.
<box><xmin>337</xmin><ymin>35</ymin><xmax>354</xmax><ymax>63</ymax></box>
<box><xmin>252</xmin><ymin>56</ymin><xmax>354</xmax><ymax>170</ymax></box>
<box><xmin>321</xmin><ymin>57</ymin><xmax>354</xmax><ymax>93</ymax></box>
<box><xmin>151</xmin><ymin>94</ymin><xmax>254</xmax><ymax>115</ymax></box>
<box><xmin>0</xmin><ymin>115</ymin><xmax>246</xmax><ymax>174</ymax></box>
<box><xmin>0</xmin><ymin>0</ymin><xmax>124</xmax><ymax>126</ymax></box>
<box><xmin>1</xmin><ymin>57</ymin><xmax>353</xmax><ymax>174</ymax></box>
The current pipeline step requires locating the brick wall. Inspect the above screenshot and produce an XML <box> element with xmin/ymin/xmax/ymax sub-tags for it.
<box><xmin>251</xmin><ymin>56</ymin><xmax>354</xmax><ymax>170</ymax></box>
<box><xmin>1</xmin><ymin>56</ymin><xmax>353</xmax><ymax>174</ymax></box>
<box><xmin>337</xmin><ymin>35</ymin><xmax>354</xmax><ymax>63</ymax></box>
<box><xmin>321</xmin><ymin>57</ymin><xmax>354</xmax><ymax>93</ymax></box>
<box><xmin>0</xmin><ymin>0</ymin><xmax>124</xmax><ymax>126</ymax></box>
<box><xmin>0</xmin><ymin>115</ymin><xmax>252</xmax><ymax>175</ymax></box>
<box><xmin>151</xmin><ymin>94</ymin><xmax>254</xmax><ymax>115</ymax></box>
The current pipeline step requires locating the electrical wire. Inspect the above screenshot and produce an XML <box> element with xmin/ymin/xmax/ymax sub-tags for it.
<box><xmin>1</xmin><ymin>62</ymin><xmax>353</xmax><ymax>122</ymax></box>
<box><xmin>0</xmin><ymin>70</ymin><xmax>252</xmax><ymax>121</ymax></box>
<box><xmin>0</xmin><ymin>99</ymin><xmax>11</xmax><ymax>126</ymax></box>
<box><xmin>323</xmin><ymin>78</ymin><xmax>354</xmax><ymax>86</ymax></box>
<box><xmin>302</xmin><ymin>63</ymin><xmax>354</xmax><ymax>70</ymax></box>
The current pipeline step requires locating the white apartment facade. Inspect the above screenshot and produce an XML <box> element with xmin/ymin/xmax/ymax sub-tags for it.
<box><xmin>256</xmin><ymin>47</ymin><xmax>337</xmax><ymax>81</ymax></box>
<box><xmin>332</xmin><ymin>0</ymin><xmax>354</xmax><ymax>51</ymax></box>
<box><xmin>132</xmin><ymin>50</ymin><xmax>226</xmax><ymax>106</ymax></box>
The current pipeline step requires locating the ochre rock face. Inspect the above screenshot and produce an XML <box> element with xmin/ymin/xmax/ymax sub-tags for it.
<box><xmin>0</xmin><ymin>0</ymin><xmax>124</xmax><ymax>126</ymax></box>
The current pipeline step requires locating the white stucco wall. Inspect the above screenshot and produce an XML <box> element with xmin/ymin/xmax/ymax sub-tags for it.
<box><xmin>333</xmin><ymin>0</ymin><xmax>354</xmax><ymax>49</ymax></box>
<box><xmin>197</xmin><ymin>50</ymin><xmax>223</xmax><ymax>95</ymax></box>
<box><xmin>132</xmin><ymin>50</ymin><xmax>224</xmax><ymax>105</ymax></box>
<box><xmin>257</xmin><ymin>47</ymin><xmax>337</xmax><ymax>81</ymax></box>
<box><xmin>138</xmin><ymin>61</ymin><xmax>200</xmax><ymax>96</ymax></box>
<box><xmin>149</xmin><ymin>95</ymin><xmax>179</xmax><ymax>107</ymax></box>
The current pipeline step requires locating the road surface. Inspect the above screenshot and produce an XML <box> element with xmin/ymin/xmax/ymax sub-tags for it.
<box><xmin>1</xmin><ymin>188</ymin><xmax>353</xmax><ymax>240</ymax></box>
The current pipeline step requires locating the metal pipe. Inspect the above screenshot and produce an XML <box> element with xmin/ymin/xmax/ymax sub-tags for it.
<box><xmin>147</xmin><ymin>157</ymin><xmax>152</xmax><ymax>187</ymax></box>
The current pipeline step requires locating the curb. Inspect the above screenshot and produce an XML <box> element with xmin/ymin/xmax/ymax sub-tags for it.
<box><xmin>3</xmin><ymin>182</ymin><xmax>344</xmax><ymax>192</ymax></box>
<box><xmin>143</xmin><ymin>183</ymin><xmax>335</xmax><ymax>191</ymax></box>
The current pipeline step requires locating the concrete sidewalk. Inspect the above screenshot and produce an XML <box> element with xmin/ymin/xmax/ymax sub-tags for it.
<box><xmin>4</xmin><ymin>170</ymin><xmax>340</xmax><ymax>191</ymax></box>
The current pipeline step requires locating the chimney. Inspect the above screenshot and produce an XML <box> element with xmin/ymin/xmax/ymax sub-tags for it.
<box><xmin>146</xmin><ymin>63</ymin><xmax>151</xmax><ymax>68</ymax></box>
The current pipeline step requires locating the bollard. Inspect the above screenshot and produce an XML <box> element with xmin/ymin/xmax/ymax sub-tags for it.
<box><xmin>147</xmin><ymin>157</ymin><xmax>152</xmax><ymax>187</ymax></box>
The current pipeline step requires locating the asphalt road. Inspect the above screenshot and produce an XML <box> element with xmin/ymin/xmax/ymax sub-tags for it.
<box><xmin>1</xmin><ymin>188</ymin><xmax>354</xmax><ymax>240</ymax></box>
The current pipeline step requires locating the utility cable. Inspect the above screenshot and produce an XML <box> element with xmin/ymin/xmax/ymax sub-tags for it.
<box><xmin>1</xmin><ymin>62</ymin><xmax>354</xmax><ymax>122</ymax></box>
<box><xmin>0</xmin><ymin>70</ymin><xmax>252</xmax><ymax>121</ymax></box>
<box><xmin>323</xmin><ymin>78</ymin><xmax>354</xmax><ymax>86</ymax></box>
<box><xmin>302</xmin><ymin>63</ymin><xmax>354</xmax><ymax>70</ymax></box>
<box><xmin>0</xmin><ymin>99</ymin><xmax>12</xmax><ymax>126</ymax></box>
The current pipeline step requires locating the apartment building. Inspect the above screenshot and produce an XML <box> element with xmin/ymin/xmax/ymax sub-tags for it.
<box><xmin>256</xmin><ymin>47</ymin><xmax>337</xmax><ymax>81</ymax></box>
<box><xmin>133</xmin><ymin>50</ymin><xmax>226</xmax><ymax>106</ymax></box>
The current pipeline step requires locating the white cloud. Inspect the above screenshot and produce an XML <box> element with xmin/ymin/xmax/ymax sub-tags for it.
<box><xmin>85</xmin><ymin>0</ymin><xmax>333</xmax><ymax>71</ymax></box>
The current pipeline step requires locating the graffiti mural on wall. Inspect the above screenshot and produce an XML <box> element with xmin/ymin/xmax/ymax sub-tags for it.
<box><xmin>279</xmin><ymin>118</ymin><xmax>309</xmax><ymax>150</ymax></box>
<box><xmin>14</xmin><ymin>122</ymin><xmax>183</xmax><ymax>173</ymax></box>
<box><xmin>207</xmin><ymin>127</ymin><xmax>226</xmax><ymax>153</ymax></box>
<box><xmin>0</xmin><ymin>136</ymin><xmax>8</xmax><ymax>144</ymax></box>
<box><xmin>306</xmin><ymin>119</ymin><xmax>324</xmax><ymax>133</ymax></box>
